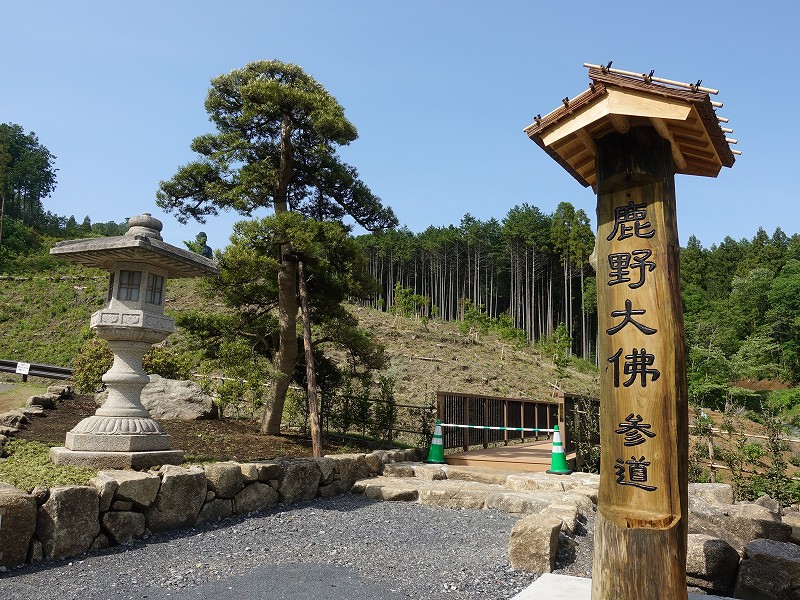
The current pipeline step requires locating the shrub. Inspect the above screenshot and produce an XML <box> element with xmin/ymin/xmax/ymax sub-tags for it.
<box><xmin>72</xmin><ymin>337</ymin><xmax>113</xmax><ymax>393</ymax></box>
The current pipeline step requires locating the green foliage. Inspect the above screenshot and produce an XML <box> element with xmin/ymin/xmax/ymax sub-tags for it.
<box><xmin>370</xmin><ymin>375</ymin><xmax>397</xmax><ymax>440</ymax></box>
<box><xmin>537</xmin><ymin>323</ymin><xmax>572</xmax><ymax>372</ymax></box>
<box><xmin>0</xmin><ymin>440</ymin><xmax>96</xmax><ymax>490</ymax></box>
<box><xmin>198</xmin><ymin>338</ymin><xmax>274</xmax><ymax>419</ymax></box>
<box><xmin>569</xmin><ymin>397</ymin><xmax>600</xmax><ymax>473</ymax></box>
<box><xmin>71</xmin><ymin>337</ymin><xmax>113</xmax><ymax>393</ymax></box>
<box><xmin>142</xmin><ymin>345</ymin><xmax>196</xmax><ymax>380</ymax></box>
<box><xmin>157</xmin><ymin>60</ymin><xmax>396</xmax><ymax>231</ymax></box>
<box><xmin>0</xmin><ymin>123</ymin><xmax>57</xmax><ymax>233</ymax></box>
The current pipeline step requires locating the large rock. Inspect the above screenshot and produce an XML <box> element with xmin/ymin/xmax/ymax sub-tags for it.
<box><xmin>689</xmin><ymin>498</ymin><xmax>791</xmax><ymax>553</ymax></box>
<box><xmin>277</xmin><ymin>460</ymin><xmax>322</xmax><ymax>504</ymax></box>
<box><xmin>204</xmin><ymin>462</ymin><xmax>244</xmax><ymax>498</ymax></box>
<box><xmin>688</xmin><ymin>482</ymin><xmax>733</xmax><ymax>505</ymax></box>
<box><xmin>195</xmin><ymin>498</ymin><xmax>233</xmax><ymax>526</ymax></box>
<box><xmin>508</xmin><ymin>515</ymin><xmax>562</xmax><ymax>572</ymax></box>
<box><xmin>0</xmin><ymin>489</ymin><xmax>37</xmax><ymax>568</ymax></box>
<box><xmin>36</xmin><ymin>486</ymin><xmax>100</xmax><ymax>560</ymax></box>
<box><xmin>92</xmin><ymin>470</ymin><xmax>160</xmax><ymax>508</ymax></box>
<box><xmin>418</xmin><ymin>481</ymin><xmax>492</xmax><ymax>510</ymax></box>
<box><xmin>96</xmin><ymin>375</ymin><xmax>216</xmax><ymax>420</ymax></box>
<box><xmin>234</xmin><ymin>482</ymin><xmax>279</xmax><ymax>514</ymax></box>
<box><xmin>102</xmin><ymin>511</ymin><xmax>145</xmax><ymax>545</ymax></box>
<box><xmin>685</xmin><ymin>534</ymin><xmax>740</xmax><ymax>594</ymax></box>
<box><xmin>735</xmin><ymin>556</ymin><xmax>792</xmax><ymax>600</ymax></box>
<box><xmin>383</xmin><ymin>463</ymin><xmax>416</xmax><ymax>478</ymax></box>
<box><xmin>354</xmin><ymin>479</ymin><xmax>419</xmax><ymax>502</ymax></box>
<box><xmin>0</xmin><ymin>410</ymin><xmax>28</xmax><ymax>428</ymax></box>
<box><xmin>782</xmin><ymin>510</ymin><xmax>800</xmax><ymax>545</ymax></box>
<box><xmin>742</xmin><ymin>538</ymin><xmax>800</xmax><ymax>591</ymax></box>
<box><xmin>330</xmin><ymin>455</ymin><xmax>371</xmax><ymax>490</ymax></box>
<box><xmin>27</xmin><ymin>393</ymin><xmax>59</xmax><ymax>409</ymax></box>
<box><xmin>485</xmin><ymin>491</ymin><xmax>552</xmax><ymax>515</ymax></box>
<box><xmin>146</xmin><ymin>465</ymin><xmax>206</xmax><ymax>532</ymax></box>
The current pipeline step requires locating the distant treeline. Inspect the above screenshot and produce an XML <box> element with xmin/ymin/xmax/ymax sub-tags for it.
<box><xmin>355</xmin><ymin>202</ymin><xmax>598</xmax><ymax>359</ymax></box>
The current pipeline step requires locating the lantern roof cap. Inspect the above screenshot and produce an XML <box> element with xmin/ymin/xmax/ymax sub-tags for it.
<box><xmin>50</xmin><ymin>213</ymin><xmax>219</xmax><ymax>278</ymax></box>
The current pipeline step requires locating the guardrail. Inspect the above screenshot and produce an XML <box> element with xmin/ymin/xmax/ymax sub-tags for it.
<box><xmin>0</xmin><ymin>359</ymin><xmax>73</xmax><ymax>382</ymax></box>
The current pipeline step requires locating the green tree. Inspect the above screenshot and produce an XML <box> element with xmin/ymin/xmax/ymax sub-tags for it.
<box><xmin>157</xmin><ymin>61</ymin><xmax>396</xmax><ymax>433</ymax></box>
<box><xmin>0</xmin><ymin>123</ymin><xmax>57</xmax><ymax>248</ymax></box>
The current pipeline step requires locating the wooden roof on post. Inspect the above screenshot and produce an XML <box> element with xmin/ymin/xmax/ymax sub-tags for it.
<box><xmin>524</xmin><ymin>65</ymin><xmax>737</xmax><ymax>190</ymax></box>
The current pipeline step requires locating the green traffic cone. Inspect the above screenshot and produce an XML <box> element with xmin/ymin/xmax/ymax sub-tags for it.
<box><xmin>425</xmin><ymin>420</ymin><xmax>445</xmax><ymax>464</ymax></box>
<box><xmin>546</xmin><ymin>425</ymin><xmax>573</xmax><ymax>475</ymax></box>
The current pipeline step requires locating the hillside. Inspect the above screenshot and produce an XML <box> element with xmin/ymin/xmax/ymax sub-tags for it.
<box><xmin>0</xmin><ymin>266</ymin><xmax>599</xmax><ymax>406</ymax></box>
<box><xmin>351</xmin><ymin>305</ymin><xmax>599</xmax><ymax>405</ymax></box>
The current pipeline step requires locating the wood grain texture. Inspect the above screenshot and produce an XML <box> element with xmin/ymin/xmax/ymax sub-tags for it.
<box><xmin>591</xmin><ymin>127</ymin><xmax>688</xmax><ymax>600</ymax></box>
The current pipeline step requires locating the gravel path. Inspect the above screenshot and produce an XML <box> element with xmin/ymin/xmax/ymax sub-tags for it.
<box><xmin>1</xmin><ymin>495</ymin><xmax>594</xmax><ymax>600</ymax></box>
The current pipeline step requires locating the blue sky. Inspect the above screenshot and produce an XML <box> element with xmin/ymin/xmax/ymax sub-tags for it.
<box><xmin>3</xmin><ymin>1</ymin><xmax>798</xmax><ymax>251</ymax></box>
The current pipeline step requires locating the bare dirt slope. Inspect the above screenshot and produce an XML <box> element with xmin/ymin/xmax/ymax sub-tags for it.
<box><xmin>349</xmin><ymin>305</ymin><xmax>600</xmax><ymax>407</ymax></box>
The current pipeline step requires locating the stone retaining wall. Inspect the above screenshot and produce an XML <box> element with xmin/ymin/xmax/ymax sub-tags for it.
<box><xmin>0</xmin><ymin>448</ymin><xmax>418</xmax><ymax>569</ymax></box>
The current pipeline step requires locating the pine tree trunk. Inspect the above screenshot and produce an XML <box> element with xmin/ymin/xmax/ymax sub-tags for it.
<box><xmin>297</xmin><ymin>259</ymin><xmax>322</xmax><ymax>457</ymax></box>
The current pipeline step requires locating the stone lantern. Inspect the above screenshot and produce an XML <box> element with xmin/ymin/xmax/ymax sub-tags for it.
<box><xmin>49</xmin><ymin>213</ymin><xmax>219</xmax><ymax>469</ymax></box>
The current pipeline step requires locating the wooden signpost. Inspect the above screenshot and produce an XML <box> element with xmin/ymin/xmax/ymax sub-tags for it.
<box><xmin>525</xmin><ymin>64</ymin><xmax>737</xmax><ymax>599</ymax></box>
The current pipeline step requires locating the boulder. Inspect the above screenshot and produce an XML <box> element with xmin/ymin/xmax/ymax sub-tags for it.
<box><xmin>485</xmin><ymin>491</ymin><xmax>551</xmax><ymax>515</ymax></box>
<box><xmin>145</xmin><ymin>465</ymin><xmax>206</xmax><ymax>532</ymax></box>
<box><xmin>0</xmin><ymin>433</ymin><xmax>8</xmax><ymax>456</ymax></box>
<box><xmin>540</xmin><ymin>503</ymin><xmax>580</xmax><ymax>535</ymax></box>
<box><xmin>330</xmin><ymin>455</ymin><xmax>371</xmax><ymax>490</ymax></box>
<box><xmin>239</xmin><ymin>463</ymin><xmax>259</xmax><ymax>483</ymax></box>
<box><xmin>506</xmin><ymin>473</ymin><xmax>581</xmax><ymax>493</ymax></box>
<box><xmin>0</xmin><ymin>489</ymin><xmax>37</xmax><ymax>568</ymax></box>
<box><xmin>685</xmin><ymin>534</ymin><xmax>740</xmax><ymax>594</ymax></box>
<box><xmin>254</xmin><ymin>461</ymin><xmax>282</xmax><ymax>482</ymax></box>
<box><xmin>364</xmin><ymin>452</ymin><xmax>383</xmax><ymax>474</ymax></box>
<box><xmin>195</xmin><ymin>498</ymin><xmax>233</xmax><ymax>526</ymax></box>
<box><xmin>46</xmin><ymin>384</ymin><xmax>72</xmax><ymax>398</ymax></box>
<box><xmin>234</xmin><ymin>482</ymin><xmax>279</xmax><ymax>515</ymax></box>
<box><xmin>314</xmin><ymin>457</ymin><xmax>337</xmax><ymax>485</ymax></box>
<box><xmin>688</xmin><ymin>482</ymin><xmax>733</xmax><ymax>506</ymax></box>
<box><xmin>96</xmin><ymin>375</ymin><xmax>216</xmax><ymax>420</ymax></box>
<box><xmin>204</xmin><ymin>462</ymin><xmax>244</xmax><ymax>498</ymax></box>
<box><xmin>93</xmin><ymin>470</ymin><xmax>161</xmax><ymax>508</ymax></box>
<box><xmin>754</xmin><ymin>495</ymin><xmax>782</xmax><ymax>515</ymax></box>
<box><xmin>735</xmin><ymin>556</ymin><xmax>792</xmax><ymax>600</ymax></box>
<box><xmin>20</xmin><ymin>405</ymin><xmax>45</xmax><ymax>417</ymax></box>
<box><xmin>277</xmin><ymin>460</ymin><xmax>322</xmax><ymax>504</ymax></box>
<box><xmin>102</xmin><ymin>511</ymin><xmax>146</xmax><ymax>545</ymax></box>
<box><xmin>412</xmin><ymin>464</ymin><xmax>448</xmax><ymax>481</ymax></box>
<box><xmin>689</xmin><ymin>499</ymin><xmax>791</xmax><ymax>553</ymax></box>
<box><xmin>418</xmin><ymin>481</ymin><xmax>491</xmax><ymax>510</ymax></box>
<box><xmin>0</xmin><ymin>410</ymin><xmax>28</xmax><ymax>429</ymax></box>
<box><xmin>445</xmin><ymin>465</ymin><xmax>510</xmax><ymax>485</ymax></box>
<box><xmin>782</xmin><ymin>510</ymin><xmax>800</xmax><ymax>545</ymax></box>
<box><xmin>90</xmin><ymin>533</ymin><xmax>110</xmax><ymax>552</ymax></box>
<box><xmin>508</xmin><ymin>515</ymin><xmax>563</xmax><ymax>572</ymax></box>
<box><xmin>26</xmin><ymin>393</ymin><xmax>59</xmax><ymax>409</ymax></box>
<box><xmin>383</xmin><ymin>463</ymin><xmax>416</xmax><ymax>478</ymax></box>
<box><xmin>355</xmin><ymin>479</ymin><xmax>419</xmax><ymax>502</ymax></box>
<box><xmin>36</xmin><ymin>486</ymin><xmax>100</xmax><ymax>560</ymax></box>
<box><xmin>743</xmin><ymin>538</ymin><xmax>800</xmax><ymax>590</ymax></box>
<box><xmin>89</xmin><ymin>473</ymin><xmax>118</xmax><ymax>512</ymax></box>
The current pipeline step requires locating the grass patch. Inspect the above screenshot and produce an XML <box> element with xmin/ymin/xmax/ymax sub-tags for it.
<box><xmin>0</xmin><ymin>439</ymin><xmax>96</xmax><ymax>491</ymax></box>
<box><xmin>0</xmin><ymin>382</ymin><xmax>48</xmax><ymax>412</ymax></box>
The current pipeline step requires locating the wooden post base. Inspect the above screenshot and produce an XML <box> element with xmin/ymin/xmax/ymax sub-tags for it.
<box><xmin>592</xmin><ymin>509</ymin><xmax>688</xmax><ymax>599</ymax></box>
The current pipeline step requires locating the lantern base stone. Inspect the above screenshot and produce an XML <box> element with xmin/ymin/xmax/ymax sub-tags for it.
<box><xmin>50</xmin><ymin>447</ymin><xmax>184</xmax><ymax>470</ymax></box>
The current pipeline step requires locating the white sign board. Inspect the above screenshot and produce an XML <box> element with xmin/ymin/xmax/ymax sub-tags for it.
<box><xmin>15</xmin><ymin>362</ymin><xmax>31</xmax><ymax>375</ymax></box>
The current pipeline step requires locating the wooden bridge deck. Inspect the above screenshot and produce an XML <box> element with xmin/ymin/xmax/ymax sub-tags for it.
<box><xmin>444</xmin><ymin>440</ymin><xmax>576</xmax><ymax>472</ymax></box>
